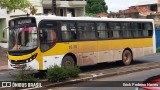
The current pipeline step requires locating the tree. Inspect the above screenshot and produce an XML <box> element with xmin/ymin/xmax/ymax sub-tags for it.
<box><xmin>30</xmin><ymin>6</ymin><xmax>38</xmax><ymax>15</ymax></box>
<box><xmin>0</xmin><ymin>0</ymin><xmax>31</xmax><ymax>13</ymax></box>
<box><xmin>85</xmin><ymin>0</ymin><xmax>108</xmax><ymax>15</ymax></box>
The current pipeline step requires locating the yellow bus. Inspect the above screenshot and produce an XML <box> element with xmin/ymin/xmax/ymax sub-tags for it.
<box><xmin>8</xmin><ymin>16</ymin><xmax>156</xmax><ymax>70</ymax></box>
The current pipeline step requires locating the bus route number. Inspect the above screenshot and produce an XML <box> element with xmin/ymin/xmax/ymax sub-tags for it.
<box><xmin>69</xmin><ymin>45</ymin><xmax>77</xmax><ymax>49</ymax></box>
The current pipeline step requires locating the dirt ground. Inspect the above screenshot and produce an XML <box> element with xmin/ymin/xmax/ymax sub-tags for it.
<box><xmin>0</xmin><ymin>47</ymin><xmax>8</xmax><ymax>66</ymax></box>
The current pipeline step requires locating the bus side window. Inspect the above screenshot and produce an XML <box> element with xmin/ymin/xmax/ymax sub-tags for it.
<box><xmin>137</xmin><ymin>23</ymin><xmax>143</xmax><ymax>37</ymax></box>
<box><xmin>69</xmin><ymin>23</ymin><xmax>77</xmax><ymax>40</ymax></box>
<box><xmin>78</xmin><ymin>22</ymin><xmax>96</xmax><ymax>40</ymax></box>
<box><xmin>40</xmin><ymin>28</ymin><xmax>57</xmax><ymax>52</ymax></box>
<box><xmin>71</xmin><ymin>31</ymin><xmax>76</xmax><ymax>40</ymax></box>
<box><xmin>97</xmin><ymin>23</ymin><xmax>108</xmax><ymax>39</ymax></box>
<box><xmin>131</xmin><ymin>23</ymin><xmax>139</xmax><ymax>38</ymax></box>
<box><xmin>39</xmin><ymin>20</ymin><xmax>58</xmax><ymax>52</ymax></box>
<box><xmin>121</xmin><ymin>23</ymin><xmax>132</xmax><ymax>38</ymax></box>
<box><xmin>109</xmin><ymin>22</ymin><xmax>121</xmax><ymax>38</ymax></box>
<box><xmin>143</xmin><ymin>23</ymin><xmax>153</xmax><ymax>37</ymax></box>
<box><xmin>61</xmin><ymin>24</ymin><xmax>71</xmax><ymax>41</ymax></box>
<box><xmin>61</xmin><ymin>22</ymin><xmax>77</xmax><ymax>41</ymax></box>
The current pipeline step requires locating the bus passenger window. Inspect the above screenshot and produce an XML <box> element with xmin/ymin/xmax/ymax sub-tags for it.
<box><xmin>121</xmin><ymin>23</ymin><xmax>132</xmax><ymax>38</ymax></box>
<box><xmin>62</xmin><ymin>31</ymin><xmax>71</xmax><ymax>41</ymax></box>
<box><xmin>113</xmin><ymin>31</ymin><xmax>120</xmax><ymax>38</ymax></box>
<box><xmin>97</xmin><ymin>23</ymin><xmax>108</xmax><ymax>39</ymax></box>
<box><xmin>138</xmin><ymin>23</ymin><xmax>143</xmax><ymax>37</ymax></box>
<box><xmin>61</xmin><ymin>22</ymin><xmax>77</xmax><ymax>41</ymax></box>
<box><xmin>78</xmin><ymin>22</ymin><xmax>96</xmax><ymax>40</ymax></box>
<box><xmin>109</xmin><ymin>22</ymin><xmax>122</xmax><ymax>38</ymax></box>
<box><xmin>143</xmin><ymin>23</ymin><xmax>153</xmax><ymax>37</ymax></box>
<box><xmin>69</xmin><ymin>25</ymin><xmax>77</xmax><ymax>40</ymax></box>
<box><xmin>61</xmin><ymin>24</ymin><xmax>71</xmax><ymax>41</ymax></box>
<box><xmin>71</xmin><ymin>31</ymin><xmax>76</xmax><ymax>39</ymax></box>
<box><xmin>132</xmin><ymin>23</ymin><xmax>139</xmax><ymax>37</ymax></box>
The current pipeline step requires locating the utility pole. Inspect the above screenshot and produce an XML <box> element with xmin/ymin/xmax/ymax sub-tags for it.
<box><xmin>52</xmin><ymin>0</ymin><xmax>56</xmax><ymax>15</ymax></box>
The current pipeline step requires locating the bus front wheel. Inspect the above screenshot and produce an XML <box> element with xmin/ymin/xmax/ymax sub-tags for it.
<box><xmin>62</xmin><ymin>55</ymin><xmax>75</xmax><ymax>67</ymax></box>
<box><xmin>122</xmin><ymin>50</ymin><xmax>133</xmax><ymax>65</ymax></box>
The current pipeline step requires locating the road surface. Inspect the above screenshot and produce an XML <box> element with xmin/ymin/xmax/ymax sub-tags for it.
<box><xmin>51</xmin><ymin>67</ymin><xmax>160</xmax><ymax>90</ymax></box>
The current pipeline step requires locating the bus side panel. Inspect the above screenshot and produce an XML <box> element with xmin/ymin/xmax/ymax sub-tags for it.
<box><xmin>132</xmin><ymin>38</ymin><xmax>153</xmax><ymax>58</ymax></box>
<box><xmin>77</xmin><ymin>41</ymin><xmax>98</xmax><ymax>66</ymax></box>
<box><xmin>97</xmin><ymin>38</ymin><xmax>153</xmax><ymax>63</ymax></box>
<box><xmin>41</xmin><ymin>42</ymin><xmax>79</xmax><ymax>69</ymax></box>
<box><xmin>98</xmin><ymin>40</ymin><xmax>121</xmax><ymax>63</ymax></box>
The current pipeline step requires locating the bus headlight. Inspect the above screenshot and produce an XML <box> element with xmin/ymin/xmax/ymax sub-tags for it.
<box><xmin>26</xmin><ymin>53</ymin><xmax>38</xmax><ymax>63</ymax></box>
<box><xmin>26</xmin><ymin>60</ymin><xmax>29</xmax><ymax>63</ymax></box>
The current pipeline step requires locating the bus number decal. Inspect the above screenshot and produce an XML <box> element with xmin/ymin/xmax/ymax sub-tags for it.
<box><xmin>69</xmin><ymin>45</ymin><xmax>77</xmax><ymax>49</ymax></box>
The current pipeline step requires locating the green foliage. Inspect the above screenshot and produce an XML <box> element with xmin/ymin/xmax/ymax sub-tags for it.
<box><xmin>0</xmin><ymin>0</ymin><xmax>31</xmax><ymax>13</ymax></box>
<box><xmin>65</xmin><ymin>66</ymin><xmax>81</xmax><ymax>78</ymax></box>
<box><xmin>46</xmin><ymin>65</ymin><xmax>69</xmax><ymax>82</ymax></box>
<box><xmin>11</xmin><ymin>67</ymin><xmax>37</xmax><ymax>82</ymax></box>
<box><xmin>85</xmin><ymin>0</ymin><xmax>108</xmax><ymax>14</ymax></box>
<box><xmin>157</xmin><ymin>47</ymin><xmax>160</xmax><ymax>53</ymax></box>
<box><xmin>85</xmin><ymin>13</ymin><xmax>97</xmax><ymax>17</ymax></box>
<box><xmin>30</xmin><ymin>6</ymin><xmax>38</xmax><ymax>15</ymax></box>
<box><xmin>46</xmin><ymin>65</ymin><xmax>81</xmax><ymax>82</ymax></box>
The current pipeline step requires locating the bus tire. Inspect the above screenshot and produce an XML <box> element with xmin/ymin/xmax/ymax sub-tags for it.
<box><xmin>62</xmin><ymin>55</ymin><xmax>75</xmax><ymax>67</ymax></box>
<box><xmin>122</xmin><ymin>50</ymin><xmax>133</xmax><ymax>65</ymax></box>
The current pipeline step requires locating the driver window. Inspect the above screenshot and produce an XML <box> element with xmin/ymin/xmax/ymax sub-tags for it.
<box><xmin>39</xmin><ymin>21</ymin><xmax>57</xmax><ymax>52</ymax></box>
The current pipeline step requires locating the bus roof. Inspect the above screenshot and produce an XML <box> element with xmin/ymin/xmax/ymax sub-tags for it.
<box><xmin>35</xmin><ymin>15</ymin><xmax>153</xmax><ymax>22</ymax></box>
<box><xmin>13</xmin><ymin>15</ymin><xmax>154</xmax><ymax>23</ymax></box>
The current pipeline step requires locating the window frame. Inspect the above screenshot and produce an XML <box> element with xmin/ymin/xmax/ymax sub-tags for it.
<box><xmin>130</xmin><ymin>22</ymin><xmax>153</xmax><ymax>38</ymax></box>
<box><xmin>38</xmin><ymin>20</ymin><xmax>154</xmax><ymax>46</ymax></box>
<box><xmin>108</xmin><ymin>22</ymin><xmax>123</xmax><ymax>39</ymax></box>
<box><xmin>96</xmin><ymin>22</ymin><xmax>110</xmax><ymax>40</ymax></box>
<box><xmin>77</xmin><ymin>21</ymin><xmax>97</xmax><ymax>41</ymax></box>
<box><xmin>143</xmin><ymin>22</ymin><xmax>153</xmax><ymax>37</ymax></box>
<box><xmin>60</xmin><ymin>21</ymin><xmax>78</xmax><ymax>42</ymax></box>
<box><xmin>38</xmin><ymin>20</ymin><xmax>60</xmax><ymax>52</ymax></box>
<box><xmin>121</xmin><ymin>22</ymin><xmax>132</xmax><ymax>38</ymax></box>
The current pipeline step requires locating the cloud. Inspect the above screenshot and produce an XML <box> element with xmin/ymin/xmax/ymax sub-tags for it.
<box><xmin>107</xmin><ymin>3</ymin><xmax>129</xmax><ymax>12</ymax></box>
<box><xmin>105</xmin><ymin>0</ymin><xmax>148</xmax><ymax>12</ymax></box>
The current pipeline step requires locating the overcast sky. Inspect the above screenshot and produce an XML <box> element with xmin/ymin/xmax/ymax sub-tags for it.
<box><xmin>105</xmin><ymin>0</ymin><xmax>156</xmax><ymax>12</ymax></box>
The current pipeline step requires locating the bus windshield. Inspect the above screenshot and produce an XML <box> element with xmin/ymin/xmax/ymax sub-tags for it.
<box><xmin>9</xmin><ymin>25</ymin><xmax>38</xmax><ymax>51</ymax></box>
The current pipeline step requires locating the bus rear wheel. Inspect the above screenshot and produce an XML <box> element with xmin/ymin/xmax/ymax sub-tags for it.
<box><xmin>122</xmin><ymin>50</ymin><xmax>133</xmax><ymax>65</ymax></box>
<box><xmin>62</xmin><ymin>55</ymin><xmax>75</xmax><ymax>67</ymax></box>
